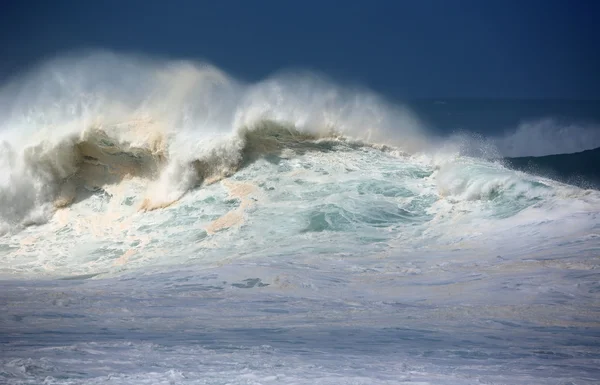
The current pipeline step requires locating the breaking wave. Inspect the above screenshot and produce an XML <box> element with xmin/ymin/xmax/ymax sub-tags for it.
<box><xmin>0</xmin><ymin>50</ymin><xmax>599</xmax><ymax>236</ymax></box>
<box><xmin>0</xmin><ymin>51</ymin><xmax>429</xmax><ymax>232</ymax></box>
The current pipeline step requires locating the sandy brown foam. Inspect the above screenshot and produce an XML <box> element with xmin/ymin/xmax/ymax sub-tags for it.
<box><xmin>205</xmin><ymin>180</ymin><xmax>257</xmax><ymax>234</ymax></box>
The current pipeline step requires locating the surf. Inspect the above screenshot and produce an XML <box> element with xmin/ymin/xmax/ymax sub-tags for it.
<box><xmin>1</xmin><ymin>50</ymin><xmax>599</xmax><ymax>279</ymax></box>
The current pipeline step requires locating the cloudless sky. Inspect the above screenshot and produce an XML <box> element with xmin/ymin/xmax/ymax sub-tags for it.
<box><xmin>0</xmin><ymin>0</ymin><xmax>598</xmax><ymax>99</ymax></box>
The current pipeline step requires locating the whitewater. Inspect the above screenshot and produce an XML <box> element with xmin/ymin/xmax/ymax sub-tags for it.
<box><xmin>1</xmin><ymin>52</ymin><xmax>599</xmax><ymax>385</ymax></box>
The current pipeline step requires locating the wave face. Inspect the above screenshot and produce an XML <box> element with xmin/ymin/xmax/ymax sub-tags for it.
<box><xmin>1</xmin><ymin>52</ymin><xmax>600</xmax><ymax>385</ymax></box>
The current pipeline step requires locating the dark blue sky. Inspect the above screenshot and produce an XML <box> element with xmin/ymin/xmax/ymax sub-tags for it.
<box><xmin>1</xmin><ymin>0</ymin><xmax>598</xmax><ymax>99</ymax></box>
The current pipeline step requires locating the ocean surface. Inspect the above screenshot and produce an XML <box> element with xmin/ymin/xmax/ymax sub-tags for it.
<box><xmin>1</xmin><ymin>52</ymin><xmax>600</xmax><ymax>385</ymax></box>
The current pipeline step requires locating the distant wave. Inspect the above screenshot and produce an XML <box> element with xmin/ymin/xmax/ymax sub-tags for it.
<box><xmin>505</xmin><ymin>147</ymin><xmax>600</xmax><ymax>190</ymax></box>
<box><xmin>442</xmin><ymin>118</ymin><xmax>600</xmax><ymax>160</ymax></box>
<box><xmin>492</xmin><ymin>118</ymin><xmax>600</xmax><ymax>157</ymax></box>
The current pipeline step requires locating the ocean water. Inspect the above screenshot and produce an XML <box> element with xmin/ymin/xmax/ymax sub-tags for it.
<box><xmin>1</xmin><ymin>52</ymin><xmax>600</xmax><ymax>385</ymax></box>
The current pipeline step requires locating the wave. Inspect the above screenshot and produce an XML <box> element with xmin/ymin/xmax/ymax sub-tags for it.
<box><xmin>505</xmin><ymin>147</ymin><xmax>600</xmax><ymax>190</ymax></box>
<box><xmin>0</xmin><ymin>117</ymin><xmax>372</xmax><ymax>232</ymax></box>
<box><xmin>491</xmin><ymin>118</ymin><xmax>600</xmax><ymax>157</ymax></box>
<box><xmin>4</xmin><ymin>132</ymin><xmax>598</xmax><ymax>277</ymax></box>
<box><xmin>439</xmin><ymin>118</ymin><xmax>600</xmax><ymax>161</ymax></box>
<box><xmin>0</xmin><ymin>51</ymin><xmax>598</xmax><ymax>235</ymax></box>
<box><xmin>0</xmin><ymin>51</ymin><xmax>430</xmax><ymax>232</ymax></box>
